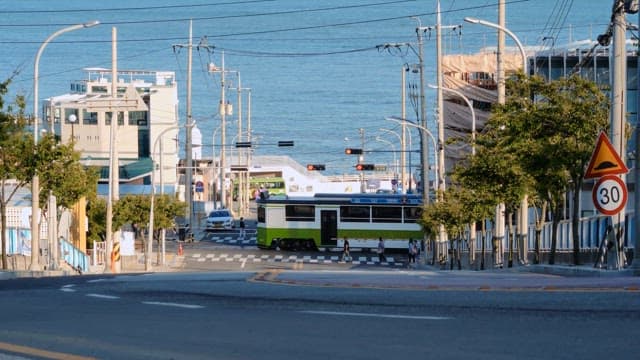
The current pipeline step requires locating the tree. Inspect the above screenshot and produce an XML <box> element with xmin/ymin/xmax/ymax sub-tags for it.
<box><xmin>113</xmin><ymin>194</ymin><xmax>185</xmax><ymax>262</ymax></box>
<box><xmin>0</xmin><ymin>77</ymin><xmax>32</xmax><ymax>269</ymax></box>
<box><xmin>0</xmin><ymin>77</ymin><xmax>98</xmax><ymax>269</ymax></box>
<box><xmin>494</xmin><ymin>74</ymin><xmax>609</xmax><ymax>265</ymax></box>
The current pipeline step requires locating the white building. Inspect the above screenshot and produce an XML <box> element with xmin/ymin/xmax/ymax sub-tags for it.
<box><xmin>44</xmin><ymin>68</ymin><xmax>179</xmax><ymax>193</ymax></box>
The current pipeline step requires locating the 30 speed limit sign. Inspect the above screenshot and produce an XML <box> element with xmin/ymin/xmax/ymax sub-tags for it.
<box><xmin>592</xmin><ymin>175</ymin><xmax>628</xmax><ymax>215</ymax></box>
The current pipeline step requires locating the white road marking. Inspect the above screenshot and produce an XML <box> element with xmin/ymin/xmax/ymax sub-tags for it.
<box><xmin>86</xmin><ymin>293</ymin><xmax>120</xmax><ymax>300</ymax></box>
<box><xmin>299</xmin><ymin>310</ymin><xmax>451</xmax><ymax>320</ymax></box>
<box><xmin>241</xmin><ymin>258</ymin><xmax>247</xmax><ymax>268</ymax></box>
<box><xmin>60</xmin><ymin>284</ymin><xmax>76</xmax><ymax>292</ymax></box>
<box><xmin>142</xmin><ymin>301</ymin><xmax>204</xmax><ymax>309</ymax></box>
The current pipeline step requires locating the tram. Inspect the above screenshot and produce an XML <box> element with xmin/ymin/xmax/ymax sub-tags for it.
<box><xmin>256</xmin><ymin>193</ymin><xmax>424</xmax><ymax>251</ymax></box>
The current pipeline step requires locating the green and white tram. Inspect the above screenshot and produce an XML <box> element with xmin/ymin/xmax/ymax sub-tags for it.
<box><xmin>256</xmin><ymin>193</ymin><xmax>424</xmax><ymax>251</ymax></box>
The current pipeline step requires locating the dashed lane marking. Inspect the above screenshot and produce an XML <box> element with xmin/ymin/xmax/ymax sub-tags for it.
<box><xmin>299</xmin><ymin>310</ymin><xmax>451</xmax><ymax>320</ymax></box>
<box><xmin>142</xmin><ymin>301</ymin><xmax>204</xmax><ymax>309</ymax></box>
<box><xmin>86</xmin><ymin>293</ymin><xmax>120</xmax><ymax>300</ymax></box>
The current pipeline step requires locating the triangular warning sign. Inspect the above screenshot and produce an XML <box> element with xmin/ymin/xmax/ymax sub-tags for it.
<box><xmin>584</xmin><ymin>131</ymin><xmax>629</xmax><ymax>179</ymax></box>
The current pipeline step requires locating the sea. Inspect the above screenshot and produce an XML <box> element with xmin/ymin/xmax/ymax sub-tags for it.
<box><xmin>0</xmin><ymin>0</ymin><xmax>622</xmax><ymax>175</ymax></box>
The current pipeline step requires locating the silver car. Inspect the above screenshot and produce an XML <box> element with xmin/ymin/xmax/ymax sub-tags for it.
<box><xmin>206</xmin><ymin>209</ymin><xmax>234</xmax><ymax>231</ymax></box>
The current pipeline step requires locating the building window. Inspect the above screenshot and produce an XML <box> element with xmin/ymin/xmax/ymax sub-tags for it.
<box><xmin>129</xmin><ymin>111</ymin><xmax>148</xmax><ymax>126</ymax></box>
<box><xmin>83</xmin><ymin>109</ymin><xmax>98</xmax><ymax>125</ymax></box>
<box><xmin>105</xmin><ymin>111</ymin><xmax>124</xmax><ymax>126</ymax></box>
<box><xmin>91</xmin><ymin>86</ymin><xmax>108</xmax><ymax>94</ymax></box>
<box><xmin>64</xmin><ymin>108</ymin><xmax>79</xmax><ymax>124</ymax></box>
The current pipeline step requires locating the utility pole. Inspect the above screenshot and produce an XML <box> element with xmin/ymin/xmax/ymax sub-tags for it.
<box><xmin>359</xmin><ymin>128</ymin><xmax>365</xmax><ymax>193</ymax></box>
<box><xmin>495</xmin><ymin>0</ymin><xmax>506</xmax><ymax>268</ymax></box>
<box><xmin>106</xmin><ymin>27</ymin><xmax>120</xmax><ymax>273</ymax></box>
<box><xmin>420</xmin><ymin>1</ymin><xmax>459</xmax><ymax>262</ymax></box>
<box><xmin>414</xmin><ymin>18</ymin><xmax>430</xmax><ymax>205</ymax></box>
<box><xmin>401</xmin><ymin>66</ymin><xmax>407</xmax><ymax>194</ymax></box>
<box><xmin>172</xmin><ymin>21</ymin><xmax>210</xmax><ymax>228</ymax></box>
<box><xmin>610</xmin><ymin>0</ymin><xmax>627</xmax><ymax>269</ymax></box>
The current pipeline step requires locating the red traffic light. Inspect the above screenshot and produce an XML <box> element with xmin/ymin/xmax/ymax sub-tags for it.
<box><xmin>345</xmin><ymin>148</ymin><xmax>363</xmax><ymax>155</ymax></box>
<box><xmin>355</xmin><ymin>164</ymin><xmax>375</xmax><ymax>171</ymax></box>
<box><xmin>307</xmin><ymin>164</ymin><xmax>326</xmax><ymax>171</ymax></box>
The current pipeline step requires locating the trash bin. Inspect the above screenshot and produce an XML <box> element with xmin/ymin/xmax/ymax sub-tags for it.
<box><xmin>178</xmin><ymin>226</ymin><xmax>187</xmax><ymax>241</ymax></box>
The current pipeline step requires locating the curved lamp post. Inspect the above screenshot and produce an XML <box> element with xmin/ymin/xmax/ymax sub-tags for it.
<box><xmin>427</xmin><ymin>84</ymin><xmax>477</xmax><ymax>155</ymax></box>
<box><xmin>464</xmin><ymin>17</ymin><xmax>529</xmax><ymax>267</ymax></box>
<box><xmin>31</xmin><ymin>20</ymin><xmax>99</xmax><ymax>271</ymax></box>
<box><xmin>385</xmin><ymin>116</ymin><xmax>439</xmax><ymax>192</ymax></box>
<box><xmin>463</xmin><ymin>17</ymin><xmax>528</xmax><ymax>74</ymax></box>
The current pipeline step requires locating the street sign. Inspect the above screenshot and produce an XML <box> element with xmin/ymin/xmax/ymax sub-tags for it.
<box><xmin>592</xmin><ymin>175</ymin><xmax>627</xmax><ymax>215</ymax></box>
<box><xmin>584</xmin><ymin>131</ymin><xmax>629</xmax><ymax>179</ymax></box>
<box><xmin>195</xmin><ymin>181</ymin><xmax>204</xmax><ymax>193</ymax></box>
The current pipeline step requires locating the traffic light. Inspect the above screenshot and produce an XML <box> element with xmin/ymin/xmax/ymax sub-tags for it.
<box><xmin>345</xmin><ymin>148</ymin><xmax>363</xmax><ymax>155</ymax></box>
<box><xmin>355</xmin><ymin>164</ymin><xmax>375</xmax><ymax>171</ymax></box>
<box><xmin>306</xmin><ymin>164</ymin><xmax>326</xmax><ymax>171</ymax></box>
<box><xmin>235</xmin><ymin>141</ymin><xmax>252</xmax><ymax>148</ymax></box>
<box><xmin>278</xmin><ymin>140</ymin><xmax>294</xmax><ymax>147</ymax></box>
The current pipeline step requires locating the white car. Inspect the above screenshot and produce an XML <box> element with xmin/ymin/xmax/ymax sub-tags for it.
<box><xmin>206</xmin><ymin>209</ymin><xmax>234</xmax><ymax>231</ymax></box>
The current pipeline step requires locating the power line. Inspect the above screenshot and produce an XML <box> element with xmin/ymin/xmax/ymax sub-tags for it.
<box><xmin>0</xmin><ymin>0</ymin><xmax>276</xmax><ymax>14</ymax></box>
<box><xmin>0</xmin><ymin>0</ymin><xmax>417</xmax><ymax>27</ymax></box>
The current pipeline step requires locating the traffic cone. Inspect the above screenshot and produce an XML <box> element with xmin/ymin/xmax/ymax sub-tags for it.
<box><xmin>178</xmin><ymin>243</ymin><xmax>183</xmax><ymax>256</ymax></box>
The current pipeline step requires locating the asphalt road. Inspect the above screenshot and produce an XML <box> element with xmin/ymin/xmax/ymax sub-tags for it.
<box><xmin>0</xmin><ymin>271</ymin><xmax>639</xmax><ymax>359</ymax></box>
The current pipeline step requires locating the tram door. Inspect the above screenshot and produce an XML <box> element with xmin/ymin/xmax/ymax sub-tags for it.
<box><xmin>320</xmin><ymin>210</ymin><xmax>337</xmax><ymax>247</ymax></box>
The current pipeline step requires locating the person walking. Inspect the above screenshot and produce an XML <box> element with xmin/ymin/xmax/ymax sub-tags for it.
<box><xmin>342</xmin><ymin>237</ymin><xmax>351</xmax><ymax>262</ymax></box>
<box><xmin>239</xmin><ymin>217</ymin><xmax>246</xmax><ymax>240</ymax></box>
<box><xmin>377</xmin><ymin>237</ymin><xmax>386</xmax><ymax>263</ymax></box>
<box><xmin>408</xmin><ymin>239</ymin><xmax>416</xmax><ymax>266</ymax></box>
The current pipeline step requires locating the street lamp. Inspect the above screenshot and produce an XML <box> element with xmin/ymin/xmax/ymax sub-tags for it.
<box><xmin>427</xmin><ymin>84</ymin><xmax>476</xmax><ymax>155</ymax></box>
<box><xmin>148</xmin><ymin>125</ymin><xmax>189</xmax><ymax>270</ymax></box>
<box><xmin>463</xmin><ymin>17</ymin><xmax>528</xmax><ymax>74</ymax></box>
<box><xmin>68</xmin><ymin>113</ymin><xmax>77</xmax><ymax>141</ymax></box>
<box><xmin>375</xmin><ymin>136</ymin><xmax>397</xmax><ymax>182</ymax></box>
<box><xmin>464</xmin><ymin>16</ymin><xmax>529</xmax><ymax>267</ymax></box>
<box><xmin>386</xmin><ymin>116</ymin><xmax>439</xmax><ymax>192</ymax></box>
<box><xmin>31</xmin><ymin>20</ymin><xmax>99</xmax><ymax>271</ymax></box>
<box><xmin>378</xmin><ymin>128</ymin><xmax>404</xmax><ymax>191</ymax></box>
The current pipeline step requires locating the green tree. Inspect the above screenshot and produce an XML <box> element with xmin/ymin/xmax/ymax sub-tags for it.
<box><xmin>113</xmin><ymin>194</ymin><xmax>185</xmax><ymax>262</ymax></box>
<box><xmin>494</xmin><ymin>74</ymin><xmax>609</xmax><ymax>265</ymax></box>
<box><xmin>0</xmin><ymin>77</ymin><xmax>33</xmax><ymax>269</ymax></box>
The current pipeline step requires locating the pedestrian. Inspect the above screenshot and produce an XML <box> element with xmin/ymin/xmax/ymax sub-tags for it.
<box><xmin>377</xmin><ymin>237</ymin><xmax>386</xmax><ymax>263</ymax></box>
<box><xmin>239</xmin><ymin>217</ymin><xmax>246</xmax><ymax>240</ymax></box>
<box><xmin>342</xmin><ymin>237</ymin><xmax>351</xmax><ymax>262</ymax></box>
<box><xmin>407</xmin><ymin>239</ymin><xmax>416</xmax><ymax>265</ymax></box>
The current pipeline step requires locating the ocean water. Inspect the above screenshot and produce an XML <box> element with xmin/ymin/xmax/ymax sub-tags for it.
<box><xmin>0</xmin><ymin>0</ymin><xmax>618</xmax><ymax>175</ymax></box>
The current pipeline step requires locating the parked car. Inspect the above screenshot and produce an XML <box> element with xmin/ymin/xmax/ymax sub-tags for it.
<box><xmin>206</xmin><ymin>209</ymin><xmax>234</xmax><ymax>231</ymax></box>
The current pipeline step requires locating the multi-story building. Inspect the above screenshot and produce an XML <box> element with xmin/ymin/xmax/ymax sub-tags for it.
<box><xmin>44</xmin><ymin>68</ymin><xmax>179</xmax><ymax>193</ymax></box>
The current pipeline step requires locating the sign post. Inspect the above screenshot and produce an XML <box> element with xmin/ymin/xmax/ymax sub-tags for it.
<box><xmin>585</xmin><ymin>131</ymin><xmax>629</xmax><ymax>269</ymax></box>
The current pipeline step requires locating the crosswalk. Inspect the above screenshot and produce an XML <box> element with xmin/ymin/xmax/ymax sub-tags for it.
<box><xmin>188</xmin><ymin>252</ymin><xmax>404</xmax><ymax>266</ymax></box>
<box><xmin>201</xmin><ymin>234</ymin><xmax>256</xmax><ymax>245</ymax></box>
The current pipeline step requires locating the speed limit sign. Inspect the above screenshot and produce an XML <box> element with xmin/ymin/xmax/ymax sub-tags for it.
<box><xmin>592</xmin><ymin>175</ymin><xmax>628</xmax><ymax>215</ymax></box>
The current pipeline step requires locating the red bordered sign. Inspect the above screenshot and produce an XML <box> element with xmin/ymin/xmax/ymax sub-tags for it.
<box><xmin>592</xmin><ymin>175</ymin><xmax>628</xmax><ymax>216</ymax></box>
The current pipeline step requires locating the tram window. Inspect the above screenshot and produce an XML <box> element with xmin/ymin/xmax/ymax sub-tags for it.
<box><xmin>257</xmin><ymin>206</ymin><xmax>265</xmax><ymax>223</ymax></box>
<box><xmin>285</xmin><ymin>205</ymin><xmax>315</xmax><ymax>221</ymax></box>
<box><xmin>340</xmin><ymin>206</ymin><xmax>370</xmax><ymax>222</ymax></box>
<box><xmin>404</xmin><ymin>207</ymin><xmax>422</xmax><ymax>223</ymax></box>
<box><xmin>372</xmin><ymin>206</ymin><xmax>402</xmax><ymax>223</ymax></box>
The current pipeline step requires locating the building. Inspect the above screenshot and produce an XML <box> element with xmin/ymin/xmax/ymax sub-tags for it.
<box><xmin>44</xmin><ymin>68</ymin><xmax>180</xmax><ymax>193</ymax></box>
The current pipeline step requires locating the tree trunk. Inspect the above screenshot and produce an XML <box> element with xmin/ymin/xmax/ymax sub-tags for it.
<box><xmin>507</xmin><ymin>211</ymin><xmax>514</xmax><ymax>268</ymax></box>
<box><xmin>480</xmin><ymin>223</ymin><xmax>486</xmax><ymax>270</ymax></box>
<box><xmin>1</xmin><ymin>199</ymin><xmax>7</xmax><ymax>270</ymax></box>
<box><xmin>548</xmin><ymin>206</ymin><xmax>562</xmax><ymax>265</ymax></box>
